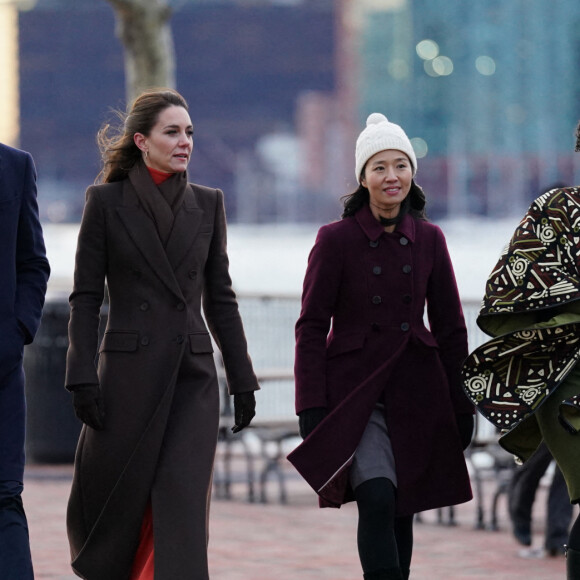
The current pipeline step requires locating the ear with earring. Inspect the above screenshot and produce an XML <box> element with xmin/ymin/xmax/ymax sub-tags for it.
<box><xmin>133</xmin><ymin>134</ymin><xmax>148</xmax><ymax>159</ymax></box>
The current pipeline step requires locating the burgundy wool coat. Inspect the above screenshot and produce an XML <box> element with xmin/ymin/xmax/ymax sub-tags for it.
<box><xmin>287</xmin><ymin>204</ymin><xmax>473</xmax><ymax>516</ymax></box>
<box><xmin>65</xmin><ymin>174</ymin><xmax>258</xmax><ymax>579</ymax></box>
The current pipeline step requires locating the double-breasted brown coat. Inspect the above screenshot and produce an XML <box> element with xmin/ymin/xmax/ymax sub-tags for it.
<box><xmin>65</xmin><ymin>170</ymin><xmax>258</xmax><ymax>579</ymax></box>
<box><xmin>288</xmin><ymin>205</ymin><xmax>473</xmax><ymax>515</ymax></box>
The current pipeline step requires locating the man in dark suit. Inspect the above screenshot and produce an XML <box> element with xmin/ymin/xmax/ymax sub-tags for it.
<box><xmin>0</xmin><ymin>143</ymin><xmax>50</xmax><ymax>579</ymax></box>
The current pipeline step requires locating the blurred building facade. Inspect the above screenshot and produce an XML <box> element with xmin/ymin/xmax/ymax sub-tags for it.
<box><xmin>17</xmin><ymin>0</ymin><xmax>336</xmax><ymax>222</ymax></box>
<box><xmin>354</xmin><ymin>0</ymin><xmax>580</xmax><ymax>217</ymax></box>
<box><xmin>13</xmin><ymin>0</ymin><xmax>580</xmax><ymax>223</ymax></box>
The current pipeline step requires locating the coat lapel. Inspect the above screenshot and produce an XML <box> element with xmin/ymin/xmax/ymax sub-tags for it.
<box><xmin>355</xmin><ymin>204</ymin><xmax>416</xmax><ymax>243</ymax></box>
<box><xmin>164</xmin><ymin>184</ymin><xmax>203</xmax><ymax>272</ymax></box>
<box><xmin>116</xmin><ymin>180</ymin><xmax>184</xmax><ymax>301</ymax></box>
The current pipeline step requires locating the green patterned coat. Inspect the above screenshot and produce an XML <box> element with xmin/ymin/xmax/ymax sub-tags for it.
<box><xmin>462</xmin><ymin>187</ymin><xmax>580</xmax><ymax>460</ymax></box>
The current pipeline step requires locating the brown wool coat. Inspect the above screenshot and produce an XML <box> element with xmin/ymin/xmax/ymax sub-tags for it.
<box><xmin>288</xmin><ymin>205</ymin><xmax>473</xmax><ymax>516</ymax></box>
<box><xmin>65</xmin><ymin>174</ymin><xmax>258</xmax><ymax>580</ymax></box>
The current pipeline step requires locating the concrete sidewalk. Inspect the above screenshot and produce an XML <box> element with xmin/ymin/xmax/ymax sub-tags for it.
<box><xmin>23</xmin><ymin>463</ymin><xmax>566</xmax><ymax>579</ymax></box>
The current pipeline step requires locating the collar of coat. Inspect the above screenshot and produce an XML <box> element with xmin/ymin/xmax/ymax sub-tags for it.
<box><xmin>128</xmin><ymin>160</ymin><xmax>189</xmax><ymax>247</ymax></box>
<box><xmin>478</xmin><ymin>186</ymin><xmax>580</xmax><ymax>337</ymax></box>
<box><xmin>355</xmin><ymin>202</ymin><xmax>416</xmax><ymax>243</ymax></box>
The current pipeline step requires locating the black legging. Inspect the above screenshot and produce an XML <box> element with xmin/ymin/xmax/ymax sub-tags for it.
<box><xmin>354</xmin><ymin>477</ymin><xmax>414</xmax><ymax>575</ymax></box>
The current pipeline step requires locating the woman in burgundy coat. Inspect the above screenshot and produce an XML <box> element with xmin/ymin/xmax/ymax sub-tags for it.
<box><xmin>288</xmin><ymin>114</ymin><xmax>474</xmax><ymax>580</ymax></box>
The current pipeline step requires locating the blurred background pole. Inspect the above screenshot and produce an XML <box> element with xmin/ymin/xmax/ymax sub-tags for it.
<box><xmin>335</xmin><ymin>0</ymin><xmax>361</xmax><ymax>193</ymax></box>
<box><xmin>105</xmin><ymin>0</ymin><xmax>176</xmax><ymax>103</ymax></box>
<box><xmin>0</xmin><ymin>0</ymin><xmax>35</xmax><ymax>146</ymax></box>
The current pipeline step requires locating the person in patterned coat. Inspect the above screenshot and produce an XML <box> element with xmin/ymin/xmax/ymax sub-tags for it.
<box><xmin>462</xmin><ymin>124</ymin><xmax>580</xmax><ymax>580</ymax></box>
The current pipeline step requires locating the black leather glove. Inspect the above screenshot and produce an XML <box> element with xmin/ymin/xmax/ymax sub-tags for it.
<box><xmin>232</xmin><ymin>391</ymin><xmax>256</xmax><ymax>433</ymax></box>
<box><xmin>456</xmin><ymin>414</ymin><xmax>475</xmax><ymax>450</ymax></box>
<box><xmin>70</xmin><ymin>384</ymin><xmax>105</xmax><ymax>431</ymax></box>
<box><xmin>298</xmin><ymin>407</ymin><xmax>328</xmax><ymax>439</ymax></box>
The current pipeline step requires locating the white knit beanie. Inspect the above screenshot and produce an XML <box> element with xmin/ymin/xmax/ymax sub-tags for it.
<box><xmin>355</xmin><ymin>113</ymin><xmax>417</xmax><ymax>183</ymax></box>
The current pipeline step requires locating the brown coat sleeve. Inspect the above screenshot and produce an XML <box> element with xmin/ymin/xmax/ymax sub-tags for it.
<box><xmin>65</xmin><ymin>185</ymin><xmax>108</xmax><ymax>388</ymax></box>
<box><xmin>202</xmin><ymin>188</ymin><xmax>259</xmax><ymax>394</ymax></box>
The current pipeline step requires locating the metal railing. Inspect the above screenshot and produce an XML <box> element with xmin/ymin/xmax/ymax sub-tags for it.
<box><xmin>238</xmin><ymin>294</ymin><xmax>488</xmax><ymax>367</ymax></box>
<box><xmin>218</xmin><ymin>295</ymin><xmax>504</xmax><ymax>507</ymax></box>
<box><xmin>235</xmin><ymin>294</ymin><xmax>493</xmax><ymax>434</ymax></box>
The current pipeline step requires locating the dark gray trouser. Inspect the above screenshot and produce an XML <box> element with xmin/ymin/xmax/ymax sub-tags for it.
<box><xmin>508</xmin><ymin>441</ymin><xmax>573</xmax><ymax>550</ymax></box>
<box><xmin>0</xmin><ymin>480</ymin><xmax>34</xmax><ymax>579</ymax></box>
<box><xmin>0</xmin><ymin>365</ymin><xmax>34</xmax><ymax>579</ymax></box>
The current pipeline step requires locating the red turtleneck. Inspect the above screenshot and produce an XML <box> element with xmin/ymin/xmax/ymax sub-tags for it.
<box><xmin>147</xmin><ymin>166</ymin><xmax>173</xmax><ymax>185</ymax></box>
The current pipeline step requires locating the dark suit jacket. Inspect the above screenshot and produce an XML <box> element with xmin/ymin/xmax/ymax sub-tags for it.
<box><xmin>0</xmin><ymin>143</ymin><xmax>49</xmax><ymax>346</ymax></box>
<box><xmin>0</xmin><ymin>142</ymin><xmax>50</xmax><ymax>479</ymax></box>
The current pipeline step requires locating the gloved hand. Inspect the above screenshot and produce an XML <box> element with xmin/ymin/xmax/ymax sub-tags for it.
<box><xmin>232</xmin><ymin>391</ymin><xmax>256</xmax><ymax>433</ymax></box>
<box><xmin>456</xmin><ymin>413</ymin><xmax>475</xmax><ymax>450</ymax></box>
<box><xmin>70</xmin><ymin>384</ymin><xmax>105</xmax><ymax>431</ymax></box>
<box><xmin>298</xmin><ymin>407</ymin><xmax>328</xmax><ymax>439</ymax></box>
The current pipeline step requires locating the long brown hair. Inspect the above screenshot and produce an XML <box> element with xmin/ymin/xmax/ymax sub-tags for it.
<box><xmin>96</xmin><ymin>88</ymin><xmax>189</xmax><ymax>183</ymax></box>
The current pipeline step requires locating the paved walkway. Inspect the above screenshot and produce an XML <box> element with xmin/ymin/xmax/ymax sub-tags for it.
<box><xmin>23</xmin><ymin>463</ymin><xmax>568</xmax><ymax>579</ymax></box>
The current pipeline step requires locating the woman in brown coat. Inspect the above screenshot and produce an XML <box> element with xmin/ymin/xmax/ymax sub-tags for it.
<box><xmin>64</xmin><ymin>89</ymin><xmax>259</xmax><ymax>580</ymax></box>
<box><xmin>288</xmin><ymin>114</ymin><xmax>474</xmax><ymax>580</ymax></box>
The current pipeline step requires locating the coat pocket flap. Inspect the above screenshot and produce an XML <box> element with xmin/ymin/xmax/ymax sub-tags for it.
<box><xmin>99</xmin><ymin>331</ymin><xmax>139</xmax><ymax>352</ymax></box>
<box><xmin>189</xmin><ymin>332</ymin><xmax>214</xmax><ymax>354</ymax></box>
<box><xmin>326</xmin><ymin>332</ymin><xmax>365</xmax><ymax>359</ymax></box>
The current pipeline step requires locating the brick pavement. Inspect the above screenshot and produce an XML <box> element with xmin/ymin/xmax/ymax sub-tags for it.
<box><xmin>22</xmin><ymin>463</ymin><xmax>567</xmax><ymax>579</ymax></box>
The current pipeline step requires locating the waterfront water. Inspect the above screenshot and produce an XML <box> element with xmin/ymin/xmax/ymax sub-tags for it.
<box><xmin>43</xmin><ymin>217</ymin><xmax>520</xmax><ymax>300</ymax></box>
